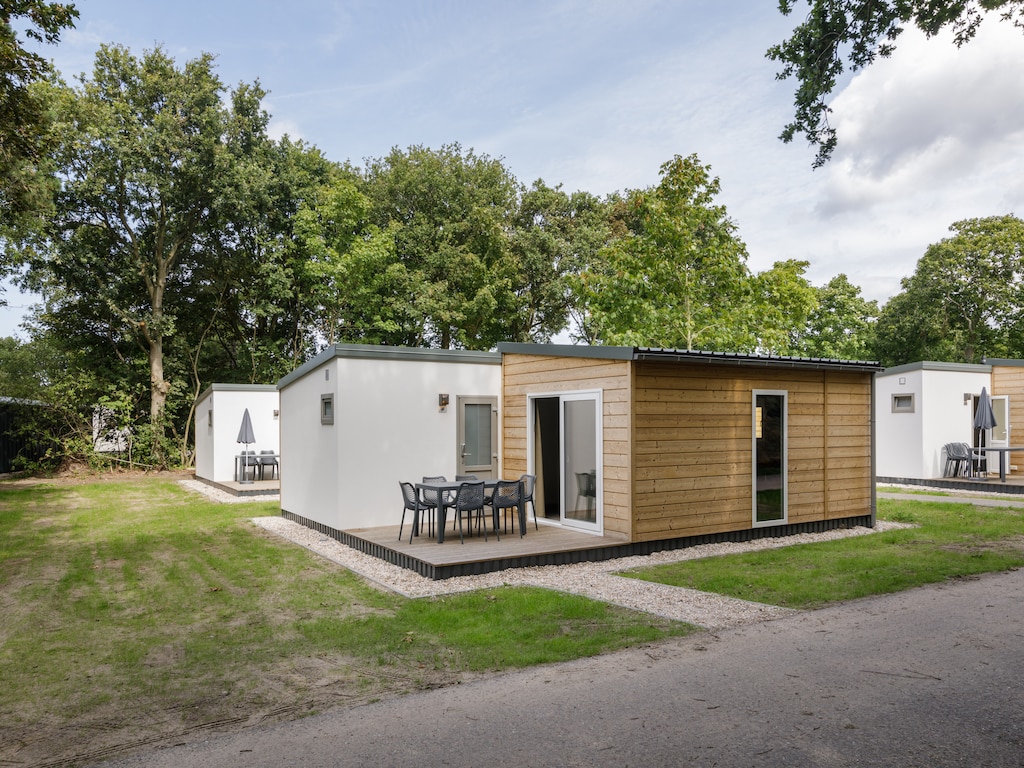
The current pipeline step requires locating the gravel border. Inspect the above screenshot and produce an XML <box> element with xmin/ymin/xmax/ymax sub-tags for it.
<box><xmin>180</xmin><ymin>478</ymin><xmax>912</xmax><ymax>631</ymax></box>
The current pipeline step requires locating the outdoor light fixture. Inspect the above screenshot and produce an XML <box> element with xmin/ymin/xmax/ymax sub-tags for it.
<box><xmin>964</xmin><ymin>393</ymin><xmax>973</xmax><ymax>404</ymax></box>
<box><xmin>438</xmin><ymin>393</ymin><xmax>449</xmax><ymax>412</ymax></box>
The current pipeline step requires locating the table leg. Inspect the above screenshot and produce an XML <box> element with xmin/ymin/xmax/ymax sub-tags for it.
<box><xmin>437</xmin><ymin>499</ymin><xmax>446</xmax><ymax>544</ymax></box>
<box><xmin>1000</xmin><ymin>451</ymin><xmax>1007</xmax><ymax>482</ymax></box>
<box><xmin>518</xmin><ymin>498</ymin><xmax>526</xmax><ymax>538</ymax></box>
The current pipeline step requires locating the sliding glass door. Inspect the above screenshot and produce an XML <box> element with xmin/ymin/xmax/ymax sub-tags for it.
<box><xmin>529</xmin><ymin>392</ymin><xmax>602</xmax><ymax>532</ymax></box>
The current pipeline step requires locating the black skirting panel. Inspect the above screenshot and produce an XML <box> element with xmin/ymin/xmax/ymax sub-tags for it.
<box><xmin>281</xmin><ymin>510</ymin><xmax>874</xmax><ymax>581</ymax></box>
<box><xmin>878</xmin><ymin>476</ymin><xmax>1024</xmax><ymax>494</ymax></box>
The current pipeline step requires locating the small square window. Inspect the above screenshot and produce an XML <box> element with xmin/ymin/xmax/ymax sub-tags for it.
<box><xmin>320</xmin><ymin>394</ymin><xmax>334</xmax><ymax>425</ymax></box>
<box><xmin>892</xmin><ymin>393</ymin><xmax>915</xmax><ymax>413</ymax></box>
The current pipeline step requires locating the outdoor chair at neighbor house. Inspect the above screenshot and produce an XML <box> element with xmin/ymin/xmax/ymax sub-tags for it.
<box><xmin>399</xmin><ymin>482</ymin><xmax>430</xmax><ymax>542</ymax></box>
<box><xmin>488</xmin><ymin>479</ymin><xmax>522</xmax><ymax>536</ymax></box>
<box><xmin>520</xmin><ymin>473</ymin><xmax>538</xmax><ymax>530</ymax></box>
<box><xmin>943</xmin><ymin>443</ymin><xmax>966</xmax><ymax>477</ymax></box>
<box><xmin>452</xmin><ymin>481</ymin><xmax>489</xmax><ymax>544</ymax></box>
<box><xmin>239</xmin><ymin>450</ymin><xmax>260</xmax><ymax>482</ymax></box>
<box><xmin>257</xmin><ymin>450</ymin><xmax>279</xmax><ymax>480</ymax></box>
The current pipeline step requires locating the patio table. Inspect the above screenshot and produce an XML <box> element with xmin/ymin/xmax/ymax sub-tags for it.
<box><xmin>974</xmin><ymin>446</ymin><xmax>1024</xmax><ymax>482</ymax></box>
<box><xmin>415</xmin><ymin>479</ymin><xmax>525</xmax><ymax>543</ymax></box>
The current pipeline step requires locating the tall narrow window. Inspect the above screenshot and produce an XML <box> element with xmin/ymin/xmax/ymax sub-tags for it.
<box><xmin>753</xmin><ymin>391</ymin><xmax>787</xmax><ymax>525</ymax></box>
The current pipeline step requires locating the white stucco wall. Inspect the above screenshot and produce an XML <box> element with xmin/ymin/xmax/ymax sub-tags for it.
<box><xmin>279</xmin><ymin>345</ymin><xmax>502</xmax><ymax>530</ymax></box>
<box><xmin>875</xmin><ymin>363</ymin><xmax>991</xmax><ymax>479</ymax></box>
<box><xmin>194</xmin><ymin>385</ymin><xmax>280</xmax><ymax>482</ymax></box>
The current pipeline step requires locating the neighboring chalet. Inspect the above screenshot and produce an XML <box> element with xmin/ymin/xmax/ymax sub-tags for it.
<box><xmin>275</xmin><ymin>343</ymin><xmax>880</xmax><ymax>578</ymax></box>
<box><xmin>194</xmin><ymin>384</ymin><xmax>280</xmax><ymax>488</ymax></box>
<box><xmin>876</xmin><ymin>358</ymin><xmax>1024</xmax><ymax>487</ymax></box>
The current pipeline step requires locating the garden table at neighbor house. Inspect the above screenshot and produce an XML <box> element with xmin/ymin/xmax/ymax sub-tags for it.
<box><xmin>974</xmin><ymin>446</ymin><xmax>1024</xmax><ymax>482</ymax></box>
<box><xmin>414</xmin><ymin>479</ymin><xmax>526</xmax><ymax>544</ymax></box>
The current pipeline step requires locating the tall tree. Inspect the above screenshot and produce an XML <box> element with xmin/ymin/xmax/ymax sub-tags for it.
<box><xmin>769</xmin><ymin>0</ymin><xmax>1024</xmax><ymax>166</ymax></box>
<box><xmin>796</xmin><ymin>273</ymin><xmax>879</xmax><ymax>360</ymax></box>
<box><xmin>750</xmin><ymin>259</ymin><xmax>819</xmax><ymax>355</ymax></box>
<box><xmin>578</xmin><ymin>154</ymin><xmax>752</xmax><ymax>350</ymax></box>
<box><xmin>508</xmin><ymin>181</ymin><xmax>610</xmax><ymax>343</ymax></box>
<box><xmin>364</xmin><ymin>143</ymin><xmax>521</xmax><ymax>349</ymax></box>
<box><xmin>13</xmin><ymin>45</ymin><xmax>271</xmax><ymax>463</ymax></box>
<box><xmin>872</xmin><ymin>215</ymin><xmax>1024</xmax><ymax>365</ymax></box>
<box><xmin>0</xmin><ymin>1</ymin><xmax>77</xmax><ymax>226</ymax></box>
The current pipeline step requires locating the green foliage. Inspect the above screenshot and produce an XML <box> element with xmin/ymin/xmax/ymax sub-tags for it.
<box><xmin>795</xmin><ymin>273</ymin><xmax>879</xmax><ymax>360</ymax></box>
<box><xmin>872</xmin><ymin>215</ymin><xmax>1024</xmax><ymax>365</ymax></box>
<box><xmin>769</xmin><ymin>0</ymin><xmax>1024</xmax><ymax>166</ymax></box>
<box><xmin>364</xmin><ymin>143</ymin><xmax>525</xmax><ymax>349</ymax></box>
<box><xmin>750</xmin><ymin>259</ymin><xmax>819</xmax><ymax>355</ymax></box>
<box><xmin>580</xmin><ymin>154</ymin><xmax>754</xmax><ymax>350</ymax></box>
<box><xmin>0</xmin><ymin>1</ymin><xmax>78</xmax><ymax>225</ymax></box>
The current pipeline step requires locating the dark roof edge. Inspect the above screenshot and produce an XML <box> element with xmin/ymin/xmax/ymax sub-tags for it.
<box><xmin>982</xmin><ymin>357</ymin><xmax>1024</xmax><ymax>368</ymax></box>
<box><xmin>278</xmin><ymin>344</ymin><xmax>501</xmax><ymax>389</ymax></box>
<box><xmin>196</xmin><ymin>383</ymin><xmax>278</xmax><ymax>405</ymax></box>
<box><xmin>633</xmin><ymin>347</ymin><xmax>881</xmax><ymax>372</ymax></box>
<box><xmin>498</xmin><ymin>343</ymin><xmax>879</xmax><ymax>371</ymax></box>
<box><xmin>879</xmin><ymin>360</ymin><xmax>992</xmax><ymax>376</ymax></box>
<box><xmin>496</xmin><ymin>342</ymin><xmax>635</xmax><ymax>361</ymax></box>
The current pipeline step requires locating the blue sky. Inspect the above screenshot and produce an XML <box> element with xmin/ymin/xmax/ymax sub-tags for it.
<box><xmin>3</xmin><ymin>0</ymin><xmax>1024</xmax><ymax>338</ymax></box>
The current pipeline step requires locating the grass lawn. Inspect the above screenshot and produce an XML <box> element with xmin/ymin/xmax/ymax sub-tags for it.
<box><xmin>621</xmin><ymin>497</ymin><xmax>1024</xmax><ymax>609</ymax></box>
<box><xmin>0</xmin><ymin>475</ymin><xmax>693</xmax><ymax>766</ymax></box>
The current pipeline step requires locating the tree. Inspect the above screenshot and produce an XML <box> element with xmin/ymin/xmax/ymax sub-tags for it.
<box><xmin>13</xmin><ymin>45</ymin><xmax>272</xmax><ymax>464</ymax></box>
<box><xmin>508</xmin><ymin>181</ymin><xmax>610</xmax><ymax>343</ymax></box>
<box><xmin>578</xmin><ymin>154</ymin><xmax>753</xmax><ymax>350</ymax></box>
<box><xmin>364</xmin><ymin>143</ymin><xmax>522</xmax><ymax>349</ymax></box>
<box><xmin>795</xmin><ymin>273</ymin><xmax>879</xmax><ymax>360</ymax></box>
<box><xmin>769</xmin><ymin>0</ymin><xmax>1024</xmax><ymax>166</ymax></box>
<box><xmin>750</xmin><ymin>259</ymin><xmax>819</xmax><ymax>355</ymax></box>
<box><xmin>0</xmin><ymin>1</ymin><xmax>77</xmax><ymax>225</ymax></box>
<box><xmin>872</xmin><ymin>215</ymin><xmax>1024</xmax><ymax>366</ymax></box>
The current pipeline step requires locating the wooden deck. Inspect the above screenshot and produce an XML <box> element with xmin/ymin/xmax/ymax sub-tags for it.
<box><xmin>284</xmin><ymin>509</ymin><xmax>871</xmax><ymax>580</ymax></box>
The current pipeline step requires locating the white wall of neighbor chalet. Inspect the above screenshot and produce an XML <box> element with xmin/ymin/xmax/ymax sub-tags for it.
<box><xmin>195</xmin><ymin>386</ymin><xmax>279</xmax><ymax>483</ymax></box>
<box><xmin>875</xmin><ymin>365</ymin><xmax>991</xmax><ymax>479</ymax></box>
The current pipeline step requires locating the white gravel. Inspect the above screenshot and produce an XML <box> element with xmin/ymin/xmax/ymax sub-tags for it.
<box><xmin>180</xmin><ymin>478</ymin><xmax>912</xmax><ymax>631</ymax></box>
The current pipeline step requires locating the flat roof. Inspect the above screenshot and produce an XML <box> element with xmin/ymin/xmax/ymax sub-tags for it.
<box><xmin>877</xmin><ymin>361</ymin><xmax>992</xmax><ymax>377</ymax></box>
<box><xmin>497</xmin><ymin>343</ymin><xmax>881</xmax><ymax>372</ymax></box>
<box><xmin>277</xmin><ymin>343</ymin><xmax>502</xmax><ymax>389</ymax></box>
<box><xmin>196</xmin><ymin>383</ymin><xmax>278</xmax><ymax>405</ymax></box>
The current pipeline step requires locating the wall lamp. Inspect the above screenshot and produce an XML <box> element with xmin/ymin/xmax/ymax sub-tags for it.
<box><xmin>438</xmin><ymin>393</ymin><xmax>449</xmax><ymax>412</ymax></box>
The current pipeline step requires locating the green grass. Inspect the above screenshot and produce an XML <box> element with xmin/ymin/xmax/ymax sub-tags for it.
<box><xmin>0</xmin><ymin>476</ymin><xmax>692</xmax><ymax>756</ymax></box>
<box><xmin>621</xmin><ymin>497</ymin><xmax>1024</xmax><ymax>609</ymax></box>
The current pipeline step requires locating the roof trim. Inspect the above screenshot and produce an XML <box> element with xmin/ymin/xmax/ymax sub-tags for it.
<box><xmin>196</xmin><ymin>383</ymin><xmax>278</xmax><ymax>405</ymax></box>
<box><xmin>878</xmin><ymin>360</ymin><xmax>992</xmax><ymax>377</ymax></box>
<box><xmin>982</xmin><ymin>357</ymin><xmax>1024</xmax><ymax>368</ymax></box>
<box><xmin>498</xmin><ymin>343</ymin><xmax>880</xmax><ymax>372</ymax></box>
<box><xmin>277</xmin><ymin>343</ymin><xmax>502</xmax><ymax>389</ymax></box>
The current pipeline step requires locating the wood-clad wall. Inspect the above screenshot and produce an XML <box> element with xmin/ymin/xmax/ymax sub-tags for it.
<box><xmin>501</xmin><ymin>352</ymin><xmax>874</xmax><ymax>545</ymax></box>
<box><xmin>632</xmin><ymin>363</ymin><xmax>873</xmax><ymax>543</ymax></box>
<box><xmin>992</xmin><ymin>365</ymin><xmax>1024</xmax><ymax>471</ymax></box>
<box><xmin>501</xmin><ymin>353</ymin><xmax>633</xmax><ymax>538</ymax></box>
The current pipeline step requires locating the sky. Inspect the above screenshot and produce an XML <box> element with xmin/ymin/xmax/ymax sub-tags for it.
<box><xmin>3</xmin><ymin>0</ymin><xmax>1024</xmax><ymax>339</ymax></box>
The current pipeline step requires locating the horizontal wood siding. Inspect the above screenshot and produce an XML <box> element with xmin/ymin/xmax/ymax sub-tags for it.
<box><xmin>632</xmin><ymin>363</ymin><xmax>873</xmax><ymax>543</ymax></box>
<box><xmin>501</xmin><ymin>354</ymin><xmax>633</xmax><ymax>538</ymax></box>
<box><xmin>992</xmin><ymin>365</ymin><xmax>1024</xmax><ymax>474</ymax></box>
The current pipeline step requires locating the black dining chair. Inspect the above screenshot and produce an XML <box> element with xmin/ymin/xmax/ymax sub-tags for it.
<box><xmin>489</xmin><ymin>479</ymin><xmax>522</xmax><ymax>537</ymax></box>
<box><xmin>398</xmin><ymin>482</ymin><xmax>430</xmax><ymax>542</ymax></box>
<box><xmin>520</xmin><ymin>473</ymin><xmax>538</xmax><ymax>530</ymax></box>
<box><xmin>421</xmin><ymin>476</ymin><xmax>455</xmax><ymax>534</ymax></box>
<box><xmin>452</xmin><ymin>481</ymin><xmax>489</xmax><ymax>544</ymax></box>
<box><xmin>240</xmin><ymin>450</ymin><xmax>259</xmax><ymax>482</ymax></box>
